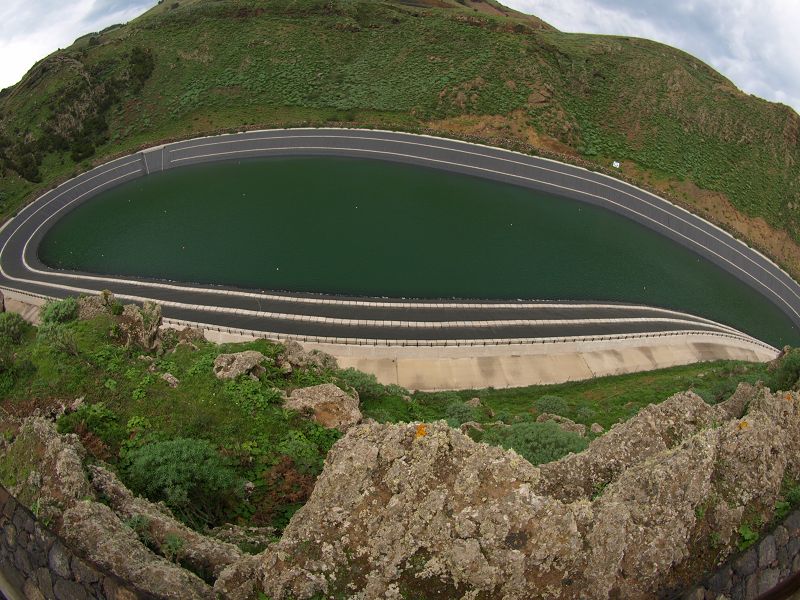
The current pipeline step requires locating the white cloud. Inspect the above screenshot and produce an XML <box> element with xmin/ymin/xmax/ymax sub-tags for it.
<box><xmin>0</xmin><ymin>0</ymin><xmax>155</xmax><ymax>90</ymax></box>
<box><xmin>504</xmin><ymin>0</ymin><xmax>800</xmax><ymax>113</ymax></box>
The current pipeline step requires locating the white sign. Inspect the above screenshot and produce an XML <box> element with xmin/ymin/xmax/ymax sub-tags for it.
<box><xmin>612</xmin><ymin>161</ymin><xmax>621</xmax><ymax>169</ymax></box>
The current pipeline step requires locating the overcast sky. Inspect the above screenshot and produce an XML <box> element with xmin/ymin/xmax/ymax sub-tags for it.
<box><xmin>0</xmin><ymin>0</ymin><xmax>798</xmax><ymax>114</ymax></box>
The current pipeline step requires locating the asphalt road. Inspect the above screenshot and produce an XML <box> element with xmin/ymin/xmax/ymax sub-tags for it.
<box><xmin>0</xmin><ymin>128</ymin><xmax>789</xmax><ymax>350</ymax></box>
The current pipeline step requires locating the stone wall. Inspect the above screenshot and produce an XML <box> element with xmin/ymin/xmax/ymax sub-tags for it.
<box><xmin>0</xmin><ymin>485</ymin><xmax>153</xmax><ymax>600</ymax></box>
<box><xmin>685</xmin><ymin>510</ymin><xmax>800</xmax><ymax>600</ymax></box>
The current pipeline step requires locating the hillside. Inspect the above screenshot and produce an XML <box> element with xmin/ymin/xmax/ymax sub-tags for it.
<box><xmin>3</xmin><ymin>294</ymin><xmax>800</xmax><ymax>598</ymax></box>
<box><xmin>0</xmin><ymin>0</ymin><xmax>799</xmax><ymax>276</ymax></box>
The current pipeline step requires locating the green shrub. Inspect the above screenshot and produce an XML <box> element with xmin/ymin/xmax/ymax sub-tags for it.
<box><xmin>40</xmin><ymin>297</ymin><xmax>79</xmax><ymax>324</ymax></box>
<box><xmin>482</xmin><ymin>421</ymin><xmax>588</xmax><ymax>465</ymax></box>
<box><xmin>224</xmin><ymin>378</ymin><xmax>281</xmax><ymax>413</ymax></box>
<box><xmin>771</xmin><ymin>350</ymin><xmax>800</xmax><ymax>391</ymax></box>
<box><xmin>0</xmin><ymin>312</ymin><xmax>29</xmax><ymax>344</ymax></box>
<box><xmin>336</xmin><ymin>368</ymin><xmax>385</xmax><ymax>400</ymax></box>
<box><xmin>275</xmin><ymin>427</ymin><xmax>340</xmax><ymax>475</ymax></box>
<box><xmin>123</xmin><ymin>438</ymin><xmax>239</xmax><ymax>528</ymax></box>
<box><xmin>444</xmin><ymin>402</ymin><xmax>474</xmax><ymax>428</ymax></box>
<box><xmin>575</xmin><ymin>406</ymin><xmax>596</xmax><ymax>423</ymax></box>
<box><xmin>36</xmin><ymin>322</ymin><xmax>78</xmax><ymax>356</ymax></box>
<box><xmin>57</xmin><ymin>402</ymin><xmax>126</xmax><ymax>447</ymax></box>
<box><xmin>533</xmin><ymin>395</ymin><xmax>568</xmax><ymax>416</ymax></box>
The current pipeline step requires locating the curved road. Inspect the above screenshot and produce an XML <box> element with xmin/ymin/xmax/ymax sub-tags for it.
<box><xmin>0</xmin><ymin>128</ymin><xmax>789</xmax><ymax>352</ymax></box>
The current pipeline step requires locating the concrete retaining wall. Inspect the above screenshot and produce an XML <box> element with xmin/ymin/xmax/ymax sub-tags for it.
<box><xmin>0</xmin><ymin>485</ymin><xmax>152</xmax><ymax>600</ymax></box>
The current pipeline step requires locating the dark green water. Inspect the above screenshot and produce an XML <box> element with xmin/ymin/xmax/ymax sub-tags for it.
<box><xmin>39</xmin><ymin>157</ymin><xmax>800</xmax><ymax>347</ymax></box>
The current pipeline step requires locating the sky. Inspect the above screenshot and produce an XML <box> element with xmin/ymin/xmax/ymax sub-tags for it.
<box><xmin>0</xmin><ymin>0</ymin><xmax>798</xmax><ymax>114</ymax></box>
<box><xmin>504</xmin><ymin>0</ymin><xmax>800</xmax><ymax>113</ymax></box>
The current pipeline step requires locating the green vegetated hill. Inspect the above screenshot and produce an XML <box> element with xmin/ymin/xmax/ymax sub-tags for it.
<box><xmin>0</xmin><ymin>0</ymin><xmax>799</xmax><ymax>275</ymax></box>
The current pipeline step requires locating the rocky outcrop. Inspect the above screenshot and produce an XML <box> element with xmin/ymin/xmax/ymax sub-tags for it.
<box><xmin>223</xmin><ymin>386</ymin><xmax>800</xmax><ymax>600</ymax></box>
<box><xmin>284</xmin><ymin>384</ymin><xmax>361</xmax><ymax>431</ymax></box>
<box><xmin>534</xmin><ymin>391</ymin><xmax>721</xmax><ymax>502</ymax></box>
<box><xmin>61</xmin><ymin>501</ymin><xmax>213</xmax><ymax>599</ymax></box>
<box><xmin>213</xmin><ymin>351</ymin><xmax>267</xmax><ymax>380</ymax></box>
<box><xmin>89</xmin><ymin>465</ymin><xmax>242</xmax><ymax>579</ymax></box>
<box><xmin>278</xmin><ymin>341</ymin><xmax>337</xmax><ymax>373</ymax></box>
<box><xmin>0</xmin><ymin>418</ymin><xmax>94</xmax><ymax>528</ymax></box>
<box><xmin>77</xmin><ymin>290</ymin><xmax>116</xmax><ymax>320</ymax></box>
<box><xmin>536</xmin><ymin>413</ymin><xmax>587</xmax><ymax>436</ymax></box>
<box><xmin>118</xmin><ymin>301</ymin><xmax>162</xmax><ymax>351</ymax></box>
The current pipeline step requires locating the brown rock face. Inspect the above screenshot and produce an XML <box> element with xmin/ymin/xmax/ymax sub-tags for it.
<box><xmin>213</xmin><ymin>351</ymin><xmax>267</xmax><ymax>380</ymax></box>
<box><xmin>225</xmin><ymin>387</ymin><xmax>800</xmax><ymax>600</ymax></box>
<box><xmin>284</xmin><ymin>384</ymin><xmax>361</xmax><ymax>432</ymax></box>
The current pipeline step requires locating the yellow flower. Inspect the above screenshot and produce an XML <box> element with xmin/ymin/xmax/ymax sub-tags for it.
<box><xmin>415</xmin><ymin>424</ymin><xmax>427</xmax><ymax>438</ymax></box>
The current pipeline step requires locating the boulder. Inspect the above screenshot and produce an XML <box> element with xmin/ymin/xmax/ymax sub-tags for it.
<box><xmin>162</xmin><ymin>372</ymin><xmax>180</xmax><ymax>388</ymax></box>
<box><xmin>536</xmin><ymin>413</ymin><xmax>587</xmax><ymax>437</ymax></box>
<box><xmin>278</xmin><ymin>341</ymin><xmax>337</xmax><ymax>373</ymax></box>
<box><xmin>460</xmin><ymin>421</ymin><xmax>484</xmax><ymax>433</ymax></box>
<box><xmin>284</xmin><ymin>384</ymin><xmax>361</xmax><ymax>432</ymax></box>
<box><xmin>118</xmin><ymin>301</ymin><xmax>162</xmax><ymax>351</ymax></box>
<box><xmin>590</xmin><ymin>423</ymin><xmax>605</xmax><ymax>435</ymax></box>
<box><xmin>213</xmin><ymin>351</ymin><xmax>267</xmax><ymax>380</ymax></box>
<box><xmin>465</xmin><ymin>397</ymin><xmax>482</xmax><ymax>408</ymax></box>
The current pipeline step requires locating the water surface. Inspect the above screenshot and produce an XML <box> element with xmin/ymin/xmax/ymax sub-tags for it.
<box><xmin>39</xmin><ymin>157</ymin><xmax>800</xmax><ymax>347</ymax></box>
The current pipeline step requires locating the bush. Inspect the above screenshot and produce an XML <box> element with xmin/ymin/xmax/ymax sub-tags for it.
<box><xmin>771</xmin><ymin>350</ymin><xmax>800</xmax><ymax>392</ymax></box>
<box><xmin>124</xmin><ymin>438</ymin><xmax>239</xmax><ymax>528</ymax></box>
<box><xmin>0</xmin><ymin>312</ymin><xmax>29</xmax><ymax>344</ymax></box>
<box><xmin>575</xmin><ymin>406</ymin><xmax>596</xmax><ymax>423</ymax></box>
<box><xmin>482</xmin><ymin>421</ymin><xmax>588</xmax><ymax>466</ymax></box>
<box><xmin>336</xmin><ymin>368</ymin><xmax>385</xmax><ymax>400</ymax></box>
<box><xmin>40</xmin><ymin>297</ymin><xmax>79</xmax><ymax>324</ymax></box>
<box><xmin>533</xmin><ymin>395</ymin><xmax>568</xmax><ymax>416</ymax></box>
<box><xmin>57</xmin><ymin>402</ymin><xmax>126</xmax><ymax>447</ymax></box>
<box><xmin>37</xmin><ymin>322</ymin><xmax>78</xmax><ymax>355</ymax></box>
<box><xmin>444</xmin><ymin>402</ymin><xmax>474</xmax><ymax>428</ymax></box>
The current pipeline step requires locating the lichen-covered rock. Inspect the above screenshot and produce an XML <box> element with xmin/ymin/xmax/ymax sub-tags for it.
<box><xmin>77</xmin><ymin>290</ymin><xmax>115</xmax><ymax>320</ymax></box>
<box><xmin>536</xmin><ymin>413</ymin><xmax>587</xmax><ymax>436</ymax></box>
<box><xmin>89</xmin><ymin>465</ymin><xmax>242</xmax><ymax>579</ymax></box>
<box><xmin>61</xmin><ymin>500</ymin><xmax>212</xmax><ymax>599</ymax></box>
<box><xmin>590</xmin><ymin>423</ymin><xmax>604</xmax><ymax>435</ymax></box>
<box><xmin>118</xmin><ymin>301</ymin><xmax>162</xmax><ymax>351</ymax></box>
<box><xmin>284</xmin><ymin>384</ymin><xmax>361</xmax><ymax>432</ymax></box>
<box><xmin>535</xmin><ymin>391</ymin><xmax>718</xmax><ymax>502</ymax></box>
<box><xmin>234</xmin><ymin>387</ymin><xmax>800</xmax><ymax>600</ymax></box>
<box><xmin>278</xmin><ymin>341</ymin><xmax>337</xmax><ymax>373</ymax></box>
<box><xmin>0</xmin><ymin>418</ymin><xmax>94</xmax><ymax>526</ymax></box>
<box><xmin>213</xmin><ymin>351</ymin><xmax>267</xmax><ymax>380</ymax></box>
